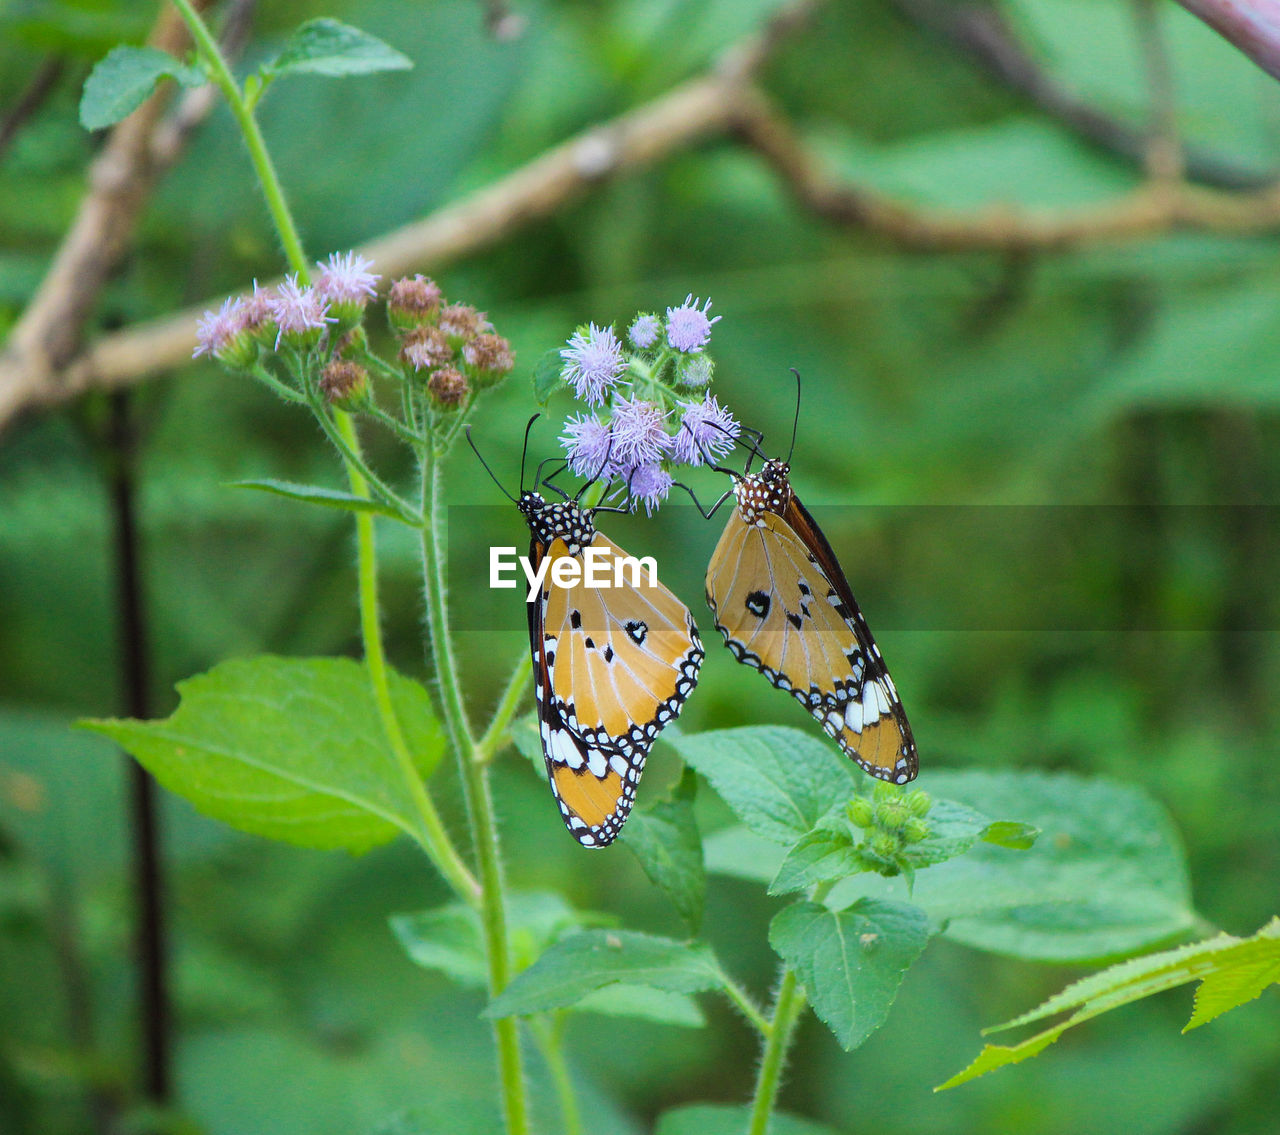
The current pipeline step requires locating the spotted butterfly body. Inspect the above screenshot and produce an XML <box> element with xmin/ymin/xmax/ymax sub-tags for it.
<box><xmin>519</xmin><ymin>492</ymin><xmax>703</xmax><ymax>846</ymax></box>
<box><xmin>705</xmin><ymin>460</ymin><xmax>918</xmax><ymax>784</ymax></box>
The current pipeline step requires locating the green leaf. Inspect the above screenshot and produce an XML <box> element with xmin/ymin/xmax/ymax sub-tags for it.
<box><xmin>531</xmin><ymin>348</ymin><xmax>565</xmax><ymax>404</ymax></box>
<box><xmin>902</xmin><ymin>798</ymin><xmax>1039</xmax><ymax>869</ymax></box>
<box><xmin>484</xmin><ymin>930</ymin><xmax>726</xmax><ymax>1019</ymax></box>
<box><xmin>872</xmin><ymin>770</ymin><xmax>1196</xmax><ymax>962</ymax></box>
<box><xmin>391</xmin><ymin>904</ymin><xmax>486</xmax><ymax>988</ymax></box>
<box><xmin>81</xmin><ymin>656</ymin><xmax>444</xmax><ymax>854</ymax></box>
<box><xmin>769</xmin><ymin>899</ymin><xmax>931</xmax><ymax>1051</ymax></box>
<box><xmin>575</xmin><ymin>985</ymin><xmax>706</xmax><ymax>1028</ymax></box>
<box><xmin>670</xmin><ymin>726</ymin><xmax>857</xmax><ymax>845</ymax></box>
<box><xmin>80</xmin><ymin>45</ymin><xmax>204</xmax><ymax>130</ymax></box>
<box><xmin>227</xmin><ymin>479</ymin><xmax>414</xmax><ymax>522</ymax></box>
<box><xmin>769</xmin><ymin>826</ymin><xmax>860</xmax><ymax>895</ymax></box>
<box><xmin>620</xmin><ymin>769</ymin><xmax>705</xmax><ymax>932</ymax></box>
<box><xmin>938</xmin><ymin>918</ymin><xmax>1280</xmax><ymax>1090</ymax></box>
<box><xmin>656</xmin><ymin>1104</ymin><xmax>839</xmax><ymax>1135</ymax></box>
<box><xmin>263</xmin><ymin>19</ymin><xmax>413</xmax><ymax>80</ymax></box>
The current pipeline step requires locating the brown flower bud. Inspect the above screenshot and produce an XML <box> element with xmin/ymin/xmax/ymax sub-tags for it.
<box><xmin>388</xmin><ymin>274</ymin><xmax>443</xmax><ymax>331</ymax></box>
<box><xmin>463</xmin><ymin>332</ymin><xmax>515</xmax><ymax>388</ymax></box>
<box><xmin>319</xmin><ymin>359</ymin><xmax>369</xmax><ymax>411</ymax></box>
<box><xmin>426</xmin><ymin>365</ymin><xmax>470</xmax><ymax>410</ymax></box>
<box><xmin>439</xmin><ymin>303</ymin><xmax>490</xmax><ymax>348</ymax></box>
<box><xmin>400</xmin><ymin>324</ymin><xmax>453</xmax><ymax>372</ymax></box>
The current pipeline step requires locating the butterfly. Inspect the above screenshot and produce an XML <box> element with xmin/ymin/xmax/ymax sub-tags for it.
<box><xmin>689</xmin><ymin>402</ymin><xmax>917</xmax><ymax>784</ymax></box>
<box><xmin>471</xmin><ymin>424</ymin><xmax>703</xmax><ymax>847</ymax></box>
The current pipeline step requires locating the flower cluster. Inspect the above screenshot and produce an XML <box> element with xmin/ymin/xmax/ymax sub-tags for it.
<box><xmin>192</xmin><ymin>252</ymin><xmax>515</xmax><ymax>416</ymax></box>
<box><xmin>553</xmin><ymin>296</ymin><xmax>738</xmax><ymax>513</ymax></box>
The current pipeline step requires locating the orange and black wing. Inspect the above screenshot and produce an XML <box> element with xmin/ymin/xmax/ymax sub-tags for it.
<box><xmin>706</xmin><ymin>499</ymin><xmax>916</xmax><ymax>783</ymax></box>
<box><xmin>531</xmin><ymin>533</ymin><xmax>702</xmax><ymax>846</ymax></box>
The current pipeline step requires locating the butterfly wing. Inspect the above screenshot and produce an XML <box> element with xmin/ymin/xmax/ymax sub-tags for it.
<box><xmin>531</xmin><ymin>532</ymin><xmax>702</xmax><ymax>846</ymax></box>
<box><xmin>706</xmin><ymin>498</ymin><xmax>917</xmax><ymax>784</ymax></box>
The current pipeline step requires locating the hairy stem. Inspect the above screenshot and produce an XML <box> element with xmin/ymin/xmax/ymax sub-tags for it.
<box><xmin>747</xmin><ymin>969</ymin><xmax>808</xmax><ymax>1135</ymax></box>
<box><xmin>420</xmin><ymin>441</ymin><xmax>528</xmax><ymax>1135</ymax></box>
<box><xmin>477</xmin><ymin>652</ymin><xmax>532</xmax><ymax>761</ymax></box>
<box><xmin>170</xmin><ymin>0</ymin><xmax>477</xmax><ymax>904</ymax></box>
<box><xmin>532</xmin><ymin>1016</ymin><xmax>582</xmax><ymax>1135</ymax></box>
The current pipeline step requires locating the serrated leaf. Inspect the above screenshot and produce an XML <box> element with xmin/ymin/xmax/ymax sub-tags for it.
<box><xmin>80</xmin><ymin>45</ymin><xmax>204</xmax><ymax>130</ymax></box>
<box><xmin>484</xmin><ymin>930</ymin><xmax>726</xmax><ymax>1019</ymax></box>
<box><xmin>770</xmin><ymin>899</ymin><xmax>931</xmax><ymax>1051</ymax></box>
<box><xmin>656</xmin><ymin>1104</ymin><xmax>840</xmax><ymax>1135</ymax></box>
<box><xmin>902</xmin><ymin>798</ymin><xmax>1038</xmax><ymax>870</ymax></box>
<box><xmin>938</xmin><ymin>918</ymin><xmax>1280</xmax><ymax>1091</ymax></box>
<box><xmin>898</xmin><ymin>770</ymin><xmax>1195</xmax><ymax>962</ymax></box>
<box><xmin>621</xmin><ymin>769</ymin><xmax>705</xmax><ymax>931</ymax></box>
<box><xmin>227</xmin><ymin>478</ymin><xmax>412</xmax><ymax>521</ymax></box>
<box><xmin>264</xmin><ymin>19</ymin><xmax>413</xmax><ymax>79</ymax></box>
<box><xmin>770</xmin><ymin>828</ymin><xmax>860</xmax><ymax>895</ymax></box>
<box><xmin>670</xmin><ymin>726</ymin><xmax>857</xmax><ymax>845</ymax></box>
<box><xmin>81</xmin><ymin>656</ymin><xmax>443</xmax><ymax>854</ymax></box>
<box><xmin>531</xmin><ymin>348</ymin><xmax>565</xmax><ymax>404</ymax></box>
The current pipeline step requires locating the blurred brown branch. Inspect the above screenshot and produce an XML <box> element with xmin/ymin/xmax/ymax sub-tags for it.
<box><xmin>0</xmin><ymin>57</ymin><xmax>66</xmax><ymax>163</ymax></box>
<box><xmin>888</xmin><ymin>0</ymin><xmax>1273</xmax><ymax>190</ymax></box>
<box><xmin>9</xmin><ymin>0</ymin><xmax>1280</xmax><ymax>431</ymax></box>
<box><xmin>1176</xmin><ymin>0</ymin><xmax>1280</xmax><ymax>83</ymax></box>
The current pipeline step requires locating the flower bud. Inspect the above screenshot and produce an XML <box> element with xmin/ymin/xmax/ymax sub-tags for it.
<box><xmin>388</xmin><ymin>274</ymin><xmax>443</xmax><ymax>332</ymax></box>
<box><xmin>401</xmin><ymin>325</ymin><xmax>453</xmax><ymax>372</ymax></box>
<box><xmin>676</xmin><ymin>353</ymin><xmax>713</xmax><ymax>389</ymax></box>
<box><xmin>875</xmin><ymin>796</ymin><xmax>908</xmax><ymax>832</ymax></box>
<box><xmin>439</xmin><ymin>302</ymin><xmax>488</xmax><ymax>349</ymax></box>
<box><xmin>427</xmin><ymin>365</ymin><xmax>469</xmax><ymax>410</ymax></box>
<box><xmin>901</xmin><ymin>817</ymin><xmax>930</xmax><ymax>845</ymax></box>
<box><xmin>319</xmin><ymin>359</ymin><xmax>369</xmax><ymax>411</ymax></box>
<box><xmin>463</xmin><ymin>332</ymin><xmax>515</xmax><ymax>388</ymax></box>
<box><xmin>906</xmin><ymin>789</ymin><xmax>932</xmax><ymax>818</ymax></box>
<box><xmin>847</xmin><ymin>798</ymin><xmax>875</xmax><ymax>829</ymax></box>
<box><xmin>869</xmin><ymin>832</ymin><xmax>899</xmax><ymax>861</ymax></box>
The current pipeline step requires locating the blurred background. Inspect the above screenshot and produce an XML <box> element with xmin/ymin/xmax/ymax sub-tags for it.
<box><xmin>2</xmin><ymin>0</ymin><xmax>1279</xmax><ymax>1132</ymax></box>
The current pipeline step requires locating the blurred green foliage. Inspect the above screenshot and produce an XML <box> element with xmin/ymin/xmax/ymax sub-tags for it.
<box><xmin>3</xmin><ymin>0</ymin><xmax>1280</xmax><ymax>1132</ymax></box>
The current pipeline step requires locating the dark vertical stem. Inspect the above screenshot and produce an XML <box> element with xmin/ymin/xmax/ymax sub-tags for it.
<box><xmin>107</xmin><ymin>390</ymin><xmax>171</xmax><ymax>1103</ymax></box>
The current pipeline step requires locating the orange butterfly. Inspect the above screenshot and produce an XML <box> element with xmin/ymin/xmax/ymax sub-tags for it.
<box><xmin>472</xmin><ymin>426</ymin><xmax>703</xmax><ymax>846</ymax></box>
<box><xmin>687</xmin><ymin>395</ymin><xmax>918</xmax><ymax>784</ymax></box>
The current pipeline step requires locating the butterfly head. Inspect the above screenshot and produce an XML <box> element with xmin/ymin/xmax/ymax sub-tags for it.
<box><xmin>736</xmin><ymin>459</ymin><xmax>793</xmax><ymax>526</ymax></box>
<box><xmin>518</xmin><ymin>491</ymin><xmax>596</xmax><ymax>555</ymax></box>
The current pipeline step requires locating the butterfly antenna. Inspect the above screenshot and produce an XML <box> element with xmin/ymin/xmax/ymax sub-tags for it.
<box><xmin>574</xmin><ymin>424</ymin><xmax>617</xmax><ymax>503</ymax></box>
<box><xmin>465</xmin><ymin>426</ymin><xmax>518</xmax><ymax>503</ymax></box>
<box><xmin>518</xmin><ymin>413</ymin><xmax>541</xmax><ymax>496</ymax></box>
<box><xmin>679</xmin><ymin>419</ymin><xmax>743</xmax><ymax>479</ymax></box>
<box><xmin>786</xmin><ymin>368</ymin><xmax>802</xmax><ymax>464</ymax></box>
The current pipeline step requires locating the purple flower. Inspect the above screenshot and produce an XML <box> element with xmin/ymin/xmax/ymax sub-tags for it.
<box><xmin>610</xmin><ymin>396</ymin><xmax>672</xmax><ymax>467</ymax></box>
<box><xmin>626</xmin><ymin>462</ymin><xmax>673</xmax><ymax>515</ymax></box>
<box><xmin>671</xmin><ymin>393</ymin><xmax>740</xmax><ymax>466</ymax></box>
<box><xmin>241</xmin><ymin>281</ymin><xmax>274</xmax><ymax>331</ymax></box>
<box><xmin>560</xmin><ymin>323</ymin><xmax>626</xmax><ymax>405</ymax></box>
<box><xmin>314</xmin><ymin>251</ymin><xmax>380</xmax><ymax>306</ymax></box>
<box><xmin>560</xmin><ymin>412</ymin><xmax>616</xmax><ymax>479</ymax></box>
<box><xmin>628</xmin><ymin>313</ymin><xmax>661</xmax><ymax>350</ymax></box>
<box><xmin>665</xmin><ymin>294</ymin><xmax>720</xmax><ymax>353</ymax></box>
<box><xmin>193</xmin><ymin>297</ymin><xmax>246</xmax><ymax>359</ymax></box>
<box><xmin>268</xmin><ymin>275</ymin><xmax>333</xmax><ymax>346</ymax></box>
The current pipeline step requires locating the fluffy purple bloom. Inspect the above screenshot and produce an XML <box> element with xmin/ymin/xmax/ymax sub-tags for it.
<box><xmin>665</xmin><ymin>294</ymin><xmax>720</xmax><ymax>353</ymax></box>
<box><xmin>314</xmin><ymin>251</ymin><xmax>380</xmax><ymax>306</ymax></box>
<box><xmin>672</xmin><ymin>393</ymin><xmax>740</xmax><ymax>466</ymax></box>
<box><xmin>678</xmin><ymin>354</ymin><xmax>713</xmax><ymax>388</ymax></box>
<box><xmin>241</xmin><ymin>280</ymin><xmax>274</xmax><ymax>330</ymax></box>
<box><xmin>625</xmin><ymin>462</ymin><xmax>674</xmax><ymax>515</ymax></box>
<box><xmin>560</xmin><ymin>322</ymin><xmax>626</xmax><ymax>405</ymax></box>
<box><xmin>560</xmin><ymin>412</ymin><xmax>616</xmax><ymax>479</ymax></box>
<box><xmin>269</xmin><ymin>276</ymin><xmax>333</xmax><ymax>346</ymax></box>
<box><xmin>610</xmin><ymin>396</ymin><xmax>672</xmax><ymax>467</ymax></box>
<box><xmin>193</xmin><ymin>296</ymin><xmax>247</xmax><ymax>359</ymax></box>
<box><xmin>628</xmin><ymin>313</ymin><xmax>660</xmax><ymax>350</ymax></box>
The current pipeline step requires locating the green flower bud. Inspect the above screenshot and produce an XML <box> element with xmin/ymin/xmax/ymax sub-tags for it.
<box><xmin>906</xmin><ymin>789</ymin><xmax>932</xmax><ymax>818</ymax></box>
<box><xmin>901</xmin><ymin>817</ymin><xmax>930</xmax><ymax>844</ymax></box>
<box><xmin>847</xmin><ymin>798</ymin><xmax>875</xmax><ymax>829</ymax></box>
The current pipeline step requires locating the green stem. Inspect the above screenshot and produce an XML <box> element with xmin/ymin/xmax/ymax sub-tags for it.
<box><xmin>721</xmin><ymin>974</ymin><xmax>771</xmax><ymax>1037</ymax></box>
<box><xmin>171</xmin><ymin>0</ymin><xmax>476</xmax><ymax>907</ymax></box>
<box><xmin>532</xmin><ymin>1016</ymin><xmax>582</xmax><ymax>1135</ymax></box>
<box><xmin>169</xmin><ymin>0</ymin><xmax>307</xmax><ymax>277</ymax></box>
<box><xmin>747</xmin><ymin>969</ymin><xmax>807</xmax><ymax>1135</ymax></box>
<box><xmin>420</xmin><ymin>443</ymin><xmax>528</xmax><ymax>1135</ymax></box>
<box><xmin>746</xmin><ymin>880</ymin><xmax>831</xmax><ymax>1134</ymax></box>
<box><xmin>477</xmin><ymin>653</ymin><xmax>532</xmax><ymax>762</ymax></box>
